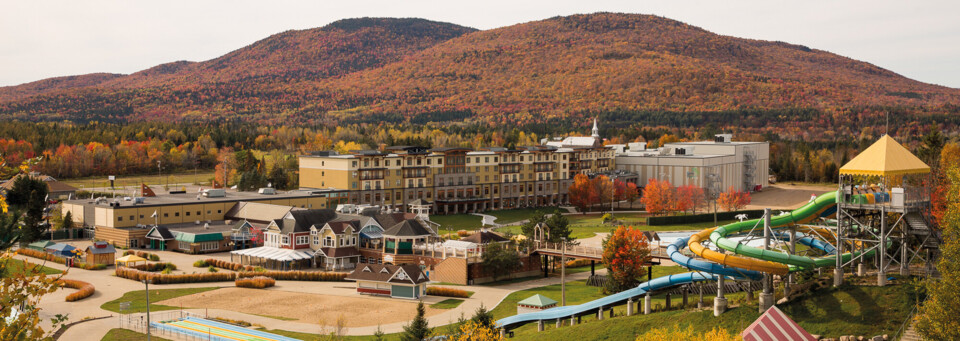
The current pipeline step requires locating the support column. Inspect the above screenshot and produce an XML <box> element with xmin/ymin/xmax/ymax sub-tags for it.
<box><xmin>900</xmin><ymin>224</ymin><xmax>910</xmax><ymax>276</ymax></box>
<box><xmin>682</xmin><ymin>290</ymin><xmax>688</xmax><ymax>308</ymax></box>
<box><xmin>698</xmin><ymin>283</ymin><xmax>704</xmax><ymax>309</ymax></box>
<box><xmin>759</xmin><ymin>208</ymin><xmax>775</xmax><ymax>312</ymax></box>
<box><xmin>714</xmin><ymin>276</ymin><xmax>727</xmax><ymax>316</ymax></box>
<box><xmin>644</xmin><ymin>293</ymin><xmax>651</xmax><ymax>314</ymax></box>
<box><xmin>627</xmin><ymin>298</ymin><xmax>633</xmax><ymax>316</ymax></box>
<box><xmin>878</xmin><ymin>206</ymin><xmax>887</xmax><ymax>287</ymax></box>
<box><xmin>835</xmin><ymin>197</ymin><xmax>845</xmax><ymax>287</ymax></box>
<box><xmin>569</xmin><ymin>316</ymin><xmax>576</xmax><ymax>326</ymax></box>
<box><xmin>556</xmin><ymin>319</ymin><xmax>562</xmax><ymax>328</ymax></box>
<box><xmin>597</xmin><ymin>306</ymin><xmax>604</xmax><ymax>320</ymax></box>
<box><xmin>500</xmin><ymin>329</ymin><xmax>506</xmax><ymax>339</ymax></box>
<box><xmin>665</xmin><ymin>294</ymin><xmax>671</xmax><ymax>310</ymax></box>
<box><xmin>537</xmin><ymin>320</ymin><xmax>544</xmax><ymax>332</ymax></box>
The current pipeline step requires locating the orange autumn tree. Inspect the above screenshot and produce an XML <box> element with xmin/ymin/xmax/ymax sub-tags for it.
<box><xmin>675</xmin><ymin>185</ymin><xmax>706</xmax><ymax>213</ymax></box>
<box><xmin>602</xmin><ymin>225</ymin><xmax>650</xmax><ymax>293</ymax></box>
<box><xmin>640</xmin><ymin>178</ymin><xmax>676</xmax><ymax>215</ymax></box>
<box><xmin>716</xmin><ymin>186</ymin><xmax>751</xmax><ymax>211</ymax></box>
<box><xmin>568</xmin><ymin>173</ymin><xmax>599</xmax><ymax>212</ymax></box>
<box><xmin>614</xmin><ymin>179</ymin><xmax>640</xmax><ymax>209</ymax></box>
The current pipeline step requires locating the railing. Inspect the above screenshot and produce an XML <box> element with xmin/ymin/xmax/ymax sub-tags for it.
<box><xmin>535</xmin><ymin>241</ymin><xmax>669</xmax><ymax>259</ymax></box>
<box><xmin>893</xmin><ymin>303</ymin><xmax>920</xmax><ymax>341</ymax></box>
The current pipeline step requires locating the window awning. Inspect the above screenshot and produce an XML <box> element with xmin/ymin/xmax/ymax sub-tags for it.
<box><xmin>230</xmin><ymin>246</ymin><xmax>313</xmax><ymax>262</ymax></box>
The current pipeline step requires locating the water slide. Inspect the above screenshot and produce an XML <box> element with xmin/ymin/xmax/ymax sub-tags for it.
<box><xmin>496</xmin><ymin>191</ymin><xmax>875</xmax><ymax>329</ymax></box>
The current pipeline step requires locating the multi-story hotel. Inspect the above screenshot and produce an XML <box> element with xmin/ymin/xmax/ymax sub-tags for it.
<box><xmin>299</xmin><ymin>121</ymin><xmax>620</xmax><ymax>214</ymax></box>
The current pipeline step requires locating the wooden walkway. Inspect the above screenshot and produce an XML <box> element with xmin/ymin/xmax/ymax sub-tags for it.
<box><xmin>534</xmin><ymin>242</ymin><xmax>670</xmax><ymax>261</ymax></box>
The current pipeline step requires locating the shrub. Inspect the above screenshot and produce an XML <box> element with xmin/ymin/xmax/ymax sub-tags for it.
<box><xmin>15</xmin><ymin>248</ymin><xmax>106</xmax><ymax>270</ymax></box>
<box><xmin>457</xmin><ymin>230</ymin><xmax>471</xmax><ymax>237</ymax></box>
<box><xmin>132</xmin><ymin>262</ymin><xmax>177</xmax><ymax>272</ymax></box>
<box><xmin>148</xmin><ymin>254</ymin><xmax>160</xmax><ymax>261</ymax></box>
<box><xmin>204</xmin><ymin>258</ymin><xmax>256</xmax><ymax>272</ymax></box>
<box><xmin>208</xmin><ymin>266</ymin><xmax>218</xmax><ymax>273</ymax></box>
<box><xmin>59</xmin><ymin>279</ymin><xmax>95</xmax><ymax>302</ymax></box>
<box><xmin>565</xmin><ymin>259</ymin><xmax>594</xmax><ymax>268</ymax></box>
<box><xmin>235</xmin><ymin>276</ymin><xmax>275</xmax><ymax>289</ymax></box>
<box><xmin>426</xmin><ymin>287</ymin><xmax>471</xmax><ymax>298</ymax></box>
<box><xmin>122</xmin><ymin>250</ymin><xmax>159</xmax><ymax>261</ymax></box>
<box><xmin>114</xmin><ymin>267</ymin><xmax>235</xmax><ymax>284</ymax></box>
<box><xmin>193</xmin><ymin>259</ymin><xmax>209</xmax><ymax>267</ymax></box>
<box><xmin>161</xmin><ymin>268</ymin><xmax>172</xmax><ymax>274</ymax></box>
<box><xmin>237</xmin><ymin>270</ymin><xmax>347</xmax><ymax>282</ymax></box>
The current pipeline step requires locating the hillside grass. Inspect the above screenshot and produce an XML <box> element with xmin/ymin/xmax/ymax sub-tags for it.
<box><xmin>507</xmin><ymin>282</ymin><xmax>915</xmax><ymax>340</ymax></box>
<box><xmin>101</xmin><ymin>287</ymin><xmax>220</xmax><ymax>314</ymax></box>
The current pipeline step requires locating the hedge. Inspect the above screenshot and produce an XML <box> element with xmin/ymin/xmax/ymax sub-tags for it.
<box><xmin>59</xmin><ymin>279</ymin><xmax>95</xmax><ymax>302</ymax></box>
<box><xmin>115</xmin><ymin>267</ymin><xmax>235</xmax><ymax>284</ymax></box>
<box><xmin>132</xmin><ymin>262</ymin><xmax>177</xmax><ymax>272</ymax></box>
<box><xmin>15</xmin><ymin>248</ymin><xmax>107</xmax><ymax>270</ymax></box>
<box><xmin>123</xmin><ymin>250</ymin><xmax>160</xmax><ymax>261</ymax></box>
<box><xmin>204</xmin><ymin>258</ymin><xmax>256</xmax><ymax>272</ymax></box>
<box><xmin>235</xmin><ymin>276</ymin><xmax>275</xmax><ymax>289</ymax></box>
<box><xmin>646</xmin><ymin>209</ymin><xmax>765</xmax><ymax>226</ymax></box>
<box><xmin>426</xmin><ymin>287</ymin><xmax>471</xmax><ymax>298</ymax></box>
<box><xmin>237</xmin><ymin>270</ymin><xmax>347</xmax><ymax>282</ymax></box>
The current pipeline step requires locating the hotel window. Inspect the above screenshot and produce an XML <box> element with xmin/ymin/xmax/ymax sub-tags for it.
<box><xmin>313</xmin><ymin>235</ymin><xmax>319</xmax><ymax>244</ymax></box>
<box><xmin>201</xmin><ymin>242</ymin><xmax>219</xmax><ymax>251</ymax></box>
<box><xmin>140</xmin><ymin>214</ymin><xmax>145</xmax><ymax>219</ymax></box>
<box><xmin>427</xmin><ymin>159</ymin><xmax>431</xmax><ymax>165</ymax></box>
<box><xmin>180</xmin><ymin>241</ymin><xmax>190</xmax><ymax>250</ymax></box>
<box><xmin>296</xmin><ymin>235</ymin><xmax>309</xmax><ymax>245</ymax></box>
<box><xmin>164</xmin><ymin>213</ymin><xmax>169</xmax><ymax>217</ymax></box>
<box><xmin>117</xmin><ymin>216</ymin><xmax>123</xmax><ymax>221</ymax></box>
<box><xmin>174</xmin><ymin>212</ymin><xmax>179</xmax><ymax>217</ymax></box>
<box><xmin>197</xmin><ymin>211</ymin><xmax>201</xmax><ymax>215</ymax></box>
<box><xmin>185</xmin><ymin>211</ymin><xmax>190</xmax><ymax>216</ymax></box>
<box><xmin>323</xmin><ymin>236</ymin><xmax>334</xmax><ymax>247</ymax></box>
<box><xmin>282</xmin><ymin>236</ymin><xmax>289</xmax><ymax>245</ymax></box>
<box><xmin>438</xmin><ymin>159</ymin><xmax>442</xmax><ymax>165</ymax></box>
<box><xmin>396</xmin><ymin>160</ymin><xmax>401</xmax><ymax>166</ymax></box>
<box><xmin>352</xmin><ymin>161</ymin><xmax>357</xmax><ymax>167</ymax></box>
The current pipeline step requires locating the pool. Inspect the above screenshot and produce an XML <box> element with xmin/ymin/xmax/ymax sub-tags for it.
<box><xmin>152</xmin><ymin>316</ymin><xmax>301</xmax><ymax>341</ymax></box>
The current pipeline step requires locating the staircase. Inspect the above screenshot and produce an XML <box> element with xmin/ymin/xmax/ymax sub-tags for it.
<box><xmin>899</xmin><ymin>323</ymin><xmax>922</xmax><ymax>341</ymax></box>
<box><xmin>905</xmin><ymin>213</ymin><xmax>941</xmax><ymax>250</ymax></box>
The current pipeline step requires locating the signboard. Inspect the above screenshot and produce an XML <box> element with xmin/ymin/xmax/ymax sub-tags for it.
<box><xmin>108</xmin><ymin>175</ymin><xmax>116</xmax><ymax>181</ymax></box>
<box><xmin>384</xmin><ymin>254</ymin><xmax>394</xmax><ymax>263</ymax></box>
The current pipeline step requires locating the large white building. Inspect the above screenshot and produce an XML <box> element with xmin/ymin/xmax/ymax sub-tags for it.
<box><xmin>614</xmin><ymin>134</ymin><xmax>769</xmax><ymax>194</ymax></box>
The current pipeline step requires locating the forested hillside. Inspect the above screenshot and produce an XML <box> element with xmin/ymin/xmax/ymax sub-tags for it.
<box><xmin>0</xmin><ymin>13</ymin><xmax>956</xmax><ymax>126</ymax></box>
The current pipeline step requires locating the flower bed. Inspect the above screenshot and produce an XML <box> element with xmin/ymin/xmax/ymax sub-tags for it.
<box><xmin>426</xmin><ymin>286</ymin><xmax>472</xmax><ymax>298</ymax></box>
<box><xmin>16</xmin><ymin>248</ymin><xmax>107</xmax><ymax>270</ymax></box>
<box><xmin>59</xmin><ymin>279</ymin><xmax>95</xmax><ymax>302</ymax></box>
<box><xmin>235</xmin><ymin>276</ymin><xmax>275</xmax><ymax>289</ymax></box>
<box><xmin>237</xmin><ymin>270</ymin><xmax>347</xmax><ymax>282</ymax></box>
<box><xmin>115</xmin><ymin>267</ymin><xmax>235</xmax><ymax>284</ymax></box>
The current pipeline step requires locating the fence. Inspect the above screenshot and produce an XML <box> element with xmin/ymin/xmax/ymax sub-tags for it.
<box><xmin>647</xmin><ymin>209</ymin><xmax>764</xmax><ymax>226</ymax></box>
<box><xmin>120</xmin><ymin>311</ymin><xmax>215</xmax><ymax>340</ymax></box>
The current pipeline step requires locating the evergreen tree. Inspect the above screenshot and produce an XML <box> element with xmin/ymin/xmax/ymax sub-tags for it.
<box><xmin>519</xmin><ymin>210</ymin><xmax>547</xmax><ymax>239</ymax></box>
<box><xmin>7</xmin><ymin>175</ymin><xmax>48</xmax><ymax>246</ymax></box>
<box><xmin>401</xmin><ymin>301</ymin><xmax>431</xmax><ymax>341</ymax></box>
<box><xmin>58</xmin><ymin>211</ymin><xmax>74</xmax><ymax>231</ymax></box>
<box><xmin>471</xmin><ymin>304</ymin><xmax>495</xmax><ymax>330</ymax></box>
<box><xmin>237</xmin><ymin>171</ymin><xmax>268</xmax><ymax>191</ymax></box>
<box><xmin>373</xmin><ymin>325</ymin><xmax>386</xmax><ymax>341</ymax></box>
<box><xmin>481</xmin><ymin>243</ymin><xmax>520</xmax><ymax>281</ymax></box>
<box><xmin>544</xmin><ymin>210</ymin><xmax>572</xmax><ymax>243</ymax></box>
<box><xmin>267</xmin><ymin>164</ymin><xmax>290</xmax><ymax>190</ymax></box>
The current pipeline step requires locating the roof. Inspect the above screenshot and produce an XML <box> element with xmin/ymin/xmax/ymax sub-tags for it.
<box><xmin>518</xmin><ymin>294</ymin><xmax>558</xmax><ymax>307</ymax></box>
<box><xmin>322</xmin><ymin>221</ymin><xmax>358</xmax><ymax>234</ymax></box>
<box><xmin>225</xmin><ymin>202</ymin><xmax>301</xmax><ymax>223</ymax></box>
<box><xmin>230</xmin><ymin>246</ymin><xmax>313</xmax><ymax>261</ymax></box>
<box><xmin>277</xmin><ymin>209</ymin><xmax>338</xmax><ymax>234</ymax></box>
<box><xmin>460</xmin><ymin>230</ymin><xmax>509</xmax><ymax>244</ymax></box>
<box><xmin>741</xmin><ymin>306</ymin><xmax>816</xmax><ymax>341</ymax></box>
<box><xmin>45</xmin><ymin>243</ymin><xmax>76</xmax><ymax>252</ymax></box>
<box><xmin>317</xmin><ymin>247</ymin><xmax>361</xmax><ymax>258</ymax></box>
<box><xmin>383</xmin><ymin>219</ymin><xmax>433</xmax><ymax>237</ymax></box>
<box><xmin>345</xmin><ymin>264</ymin><xmax>429</xmax><ymax>285</ymax></box>
<box><xmin>116</xmin><ymin>254</ymin><xmax>148</xmax><ymax>263</ymax></box>
<box><xmin>28</xmin><ymin>240</ymin><xmax>56</xmax><ymax>249</ymax></box>
<box><xmin>839</xmin><ymin>135</ymin><xmax>931</xmax><ymax>176</ymax></box>
<box><xmin>174</xmin><ymin>231</ymin><xmax>224</xmax><ymax>243</ymax></box>
<box><xmin>0</xmin><ymin>173</ymin><xmax>78</xmax><ymax>193</ymax></box>
<box><xmin>146</xmin><ymin>226</ymin><xmax>175</xmax><ymax>240</ymax></box>
<box><xmin>86</xmin><ymin>242</ymin><xmax>117</xmax><ymax>254</ymax></box>
<box><xmin>372</xmin><ymin>213</ymin><xmax>416</xmax><ymax>229</ymax></box>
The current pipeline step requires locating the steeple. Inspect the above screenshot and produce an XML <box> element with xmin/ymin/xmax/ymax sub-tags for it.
<box><xmin>591</xmin><ymin>118</ymin><xmax>600</xmax><ymax>138</ymax></box>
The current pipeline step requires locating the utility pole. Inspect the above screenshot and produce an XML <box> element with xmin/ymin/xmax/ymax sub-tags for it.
<box><xmin>143</xmin><ymin>280</ymin><xmax>151</xmax><ymax>341</ymax></box>
<box><xmin>156</xmin><ymin>161</ymin><xmax>162</xmax><ymax>190</ymax></box>
<box><xmin>561</xmin><ymin>237</ymin><xmax>567</xmax><ymax>306</ymax></box>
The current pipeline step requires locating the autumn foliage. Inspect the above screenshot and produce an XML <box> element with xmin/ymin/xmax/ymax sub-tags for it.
<box><xmin>569</xmin><ymin>174</ymin><xmax>631</xmax><ymax>212</ymax></box>
<box><xmin>426</xmin><ymin>286</ymin><xmax>471</xmax><ymax>298</ymax></box>
<box><xmin>716</xmin><ymin>186</ymin><xmax>751</xmax><ymax>211</ymax></box>
<box><xmin>235</xmin><ymin>276</ymin><xmax>276</xmax><ymax>289</ymax></box>
<box><xmin>58</xmin><ymin>279</ymin><xmax>95</xmax><ymax>302</ymax></box>
<box><xmin>602</xmin><ymin>226</ymin><xmax>650</xmax><ymax>293</ymax></box>
<box><xmin>204</xmin><ymin>258</ymin><xmax>256</xmax><ymax>272</ymax></box>
<box><xmin>640</xmin><ymin>178</ymin><xmax>675</xmax><ymax>215</ymax></box>
<box><xmin>15</xmin><ymin>248</ymin><xmax>106</xmax><ymax>270</ymax></box>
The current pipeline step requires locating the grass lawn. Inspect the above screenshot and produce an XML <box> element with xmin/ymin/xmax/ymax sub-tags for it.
<box><xmin>62</xmin><ymin>169</ymin><xmax>217</xmax><ymax>189</ymax></box>
<box><xmin>101</xmin><ymin>329</ymin><xmax>173</xmax><ymax>341</ymax></box>
<box><xmin>2</xmin><ymin>258</ymin><xmax>62</xmax><ymax>277</ymax></box>
<box><xmin>431</xmin><ymin>299</ymin><xmax>466</xmax><ymax>309</ymax></box>
<box><xmin>431</xmin><ymin>214</ymin><xmax>484</xmax><ymax>233</ymax></box>
<box><xmin>507</xmin><ymin>282</ymin><xmax>916</xmax><ymax>340</ymax></box>
<box><xmin>486</xmin><ymin>208</ymin><xmax>552</xmax><ymax>225</ymax></box>
<box><xmin>256</xmin><ymin>328</ymin><xmax>404</xmax><ymax>341</ymax></box>
<box><xmin>101</xmin><ymin>287</ymin><xmax>220</xmax><ymax>314</ymax></box>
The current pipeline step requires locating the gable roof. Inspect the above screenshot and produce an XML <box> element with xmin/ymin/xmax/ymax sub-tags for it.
<box><xmin>279</xmin><ymin>209</ymin><xmax>338</xmax><ymax>234</ymax></box>
<box><xmin>320</xmin><ymin>221</ymin><xmax>358</xmax><ymax>234</ymax></box>
<box><xmin>317</xmin><ymin>246</ymin><xmax>360</xmax><ymax>258</ymax></box>
<box><xmin>518</xmin><ymin>294</ymin><xmax>558</xmax><ymax>307</ymax></box>
<box><xmin>86</xmin><ymin>241</ymin><xmax>117</xmax><ymax>254</ymax></box>
<box><xmin>382</xmin><ymin>219</ymin><xmax>433</xmax><ymax>237</ymax></box>
<box><xmin>460</xmin><ymin>230</ymin><xmax>509</xmax><ymax>244</ymax></box>
<box><xmin>741</xmin><ymin>306</ymin><xmax>815</xmax><ymax>341</ymax></box>
<box><xmin>372</xmin><ymin>213</ymin><xmax>416</xmax><ymax>229</ymax></box>
<box><xmin>175</xmin><ymin>232</ymin><xmax>224</xmax><ymax>243</ymax></box>
<box><xmin>345</xmin><ymin>264</ymin><xmax>429</xmax><ymax>284</ymax></box>
<box><xmin>45</xmin><ymin>243</ymin><xmax>76</xmax><ymax>252</ymax></box>
<box><xmin>1</xmin><ymin>173</ymin><xmax>78</xmax><ymax>193</ymax></box>
<box><xmin>146</xmin><ymin>226</ymin><xmax>175</xmax><ymax>240</ymax></box>
<box><xmin>839</xmin><ymin>135</ymin><xmax>931</xmax><ymax>177</ymax></box>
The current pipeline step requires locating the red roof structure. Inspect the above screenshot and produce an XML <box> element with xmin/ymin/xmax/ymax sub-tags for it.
<box><xmin>741</xmin><ymin>306</ymin><xmax>816</xmax><ymax>341</ymax></box>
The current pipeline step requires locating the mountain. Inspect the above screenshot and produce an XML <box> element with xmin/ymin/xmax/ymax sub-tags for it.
<box><xmin>0</xmin><ymin>13</ymin><xmax>956</xmax><ymax>124</ymax></box>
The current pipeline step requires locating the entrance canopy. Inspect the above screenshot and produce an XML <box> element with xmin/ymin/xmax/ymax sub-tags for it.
<box><xmin>839</xmin><ymin>135</ymin><xmax>930</xmax><ymax>176</ymax></box>
<box><xmin>231</xmin><ymin>246</ymin><xmax>313</xmax><ymax>262</ymax></box>
<box><xmin>115</xmin><ymin>254</ymin><xmax>148</xmax><ymax>267</ymax></box>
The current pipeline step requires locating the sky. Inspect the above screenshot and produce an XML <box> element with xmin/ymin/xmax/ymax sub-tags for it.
<box><xmin>1</xmin><ymin>0</ymin><xmax>959</xmax><ymax>88</ymax></box>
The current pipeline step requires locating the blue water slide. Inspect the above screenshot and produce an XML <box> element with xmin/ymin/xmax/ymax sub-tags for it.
<box><xmin>496</xmin><ymin>271</ymin><xmax>719</xmax><ymax>328</ymax></box>
<box><xmin>667</xmin><ymin>237</ymin><xmax>764</xmax><ymax>281</ymax></box>
<box><xmin>773</xmin><ymin>232</ymin><xmax>836</xmax><ymax>255</ymax></box>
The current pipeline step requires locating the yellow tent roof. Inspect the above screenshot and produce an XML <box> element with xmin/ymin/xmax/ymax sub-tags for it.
<box><xmin>839</xmin><ymin>135</ymin><xmax>930</xmax><ymax>176</ymax></box>
<box><xmin>115</xmin><ymin>254</ymin><xmax>148</xmax><ymax>263</ymax></box>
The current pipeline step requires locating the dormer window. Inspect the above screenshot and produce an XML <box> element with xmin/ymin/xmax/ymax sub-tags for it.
<box><xmin>380</xmin><ymin>267</ymin><xmax>390</xmax><ymax>274</ymax></box>
<box><xmin>362</xmin><ymin>266</ymin><xmax>372</xmax><ymax>272</ymax></box>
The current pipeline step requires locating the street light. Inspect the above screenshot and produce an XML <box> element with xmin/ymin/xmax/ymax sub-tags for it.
<box><xmin>143</xmin><ymin>279</ymin><xmax>152</xmax><ymax>341</ymax></box>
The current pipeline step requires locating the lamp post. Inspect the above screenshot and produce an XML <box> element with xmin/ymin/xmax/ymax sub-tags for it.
<box><xmin>143</xmin><ymin>279</ymin><xmax>151</xmax><ymax>341</ymax></box>
<box><xmin>560</xmin><ymin>237</ymin><xmax>567</xmax><ymax>306</ymax></box>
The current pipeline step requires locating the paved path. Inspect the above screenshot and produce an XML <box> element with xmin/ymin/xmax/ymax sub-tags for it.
<box><xmin>470</xmin><ymin>213</ymin><xmax>502</xmax><ymax>228</ymax></box>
